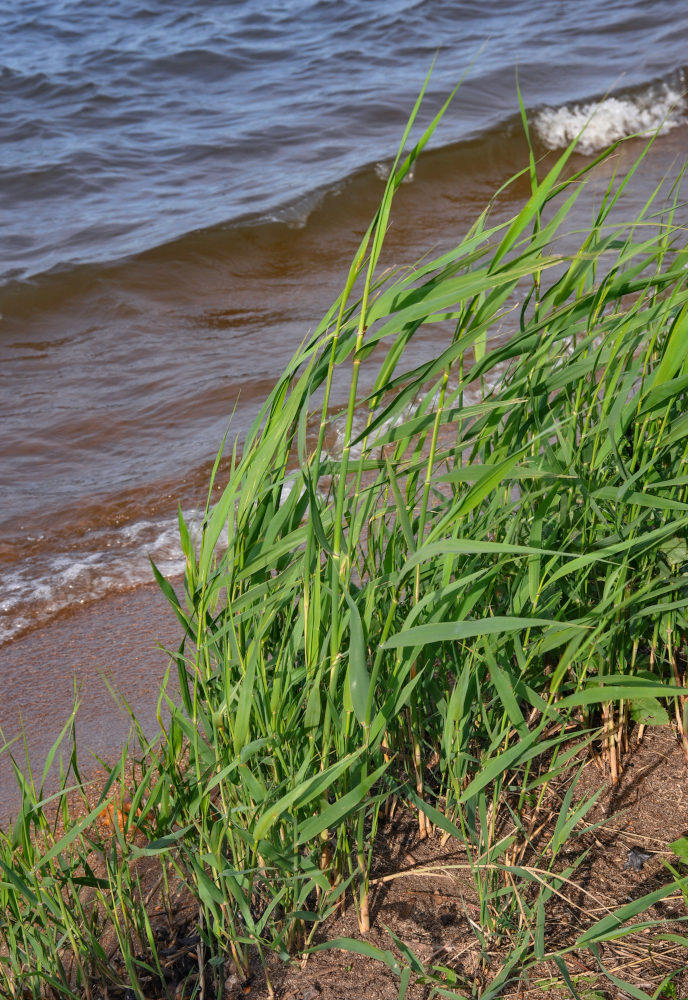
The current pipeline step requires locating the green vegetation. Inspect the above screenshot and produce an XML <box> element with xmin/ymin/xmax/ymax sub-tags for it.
<box><xmin>2</xmin><ymin>78</ymin><xmax>688</xmax><ymax>998</ymax></box>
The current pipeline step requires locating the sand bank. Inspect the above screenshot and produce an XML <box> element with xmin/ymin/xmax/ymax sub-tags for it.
<box><xmin>0</xmin><ymin>581</ymin><xmax>181</xmax><ymax>820</ymax></box>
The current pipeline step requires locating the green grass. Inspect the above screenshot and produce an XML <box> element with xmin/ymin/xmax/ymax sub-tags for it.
<box><xmin>2</xmin><ymin>76</ymin><xmax>688</xmax><ymax>998</ymax></box>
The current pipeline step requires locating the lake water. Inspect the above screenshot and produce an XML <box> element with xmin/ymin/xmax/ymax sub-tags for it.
<box><xmin>1</xmin><ymin>0</ymin><xmax>687</xmax><ymax>788</ymax></box>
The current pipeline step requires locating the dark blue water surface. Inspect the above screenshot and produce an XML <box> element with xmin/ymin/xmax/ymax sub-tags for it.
<box><xmin>2</xmin><ymin>0</ymin><xmax>687</xmax><ymax>281</ymax></box>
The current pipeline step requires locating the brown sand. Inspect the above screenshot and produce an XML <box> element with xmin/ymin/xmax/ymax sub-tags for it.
<box><xmin>0</xmin><ymin>581</ymin><xmax>182</xmax><ymax>822</ymax></box>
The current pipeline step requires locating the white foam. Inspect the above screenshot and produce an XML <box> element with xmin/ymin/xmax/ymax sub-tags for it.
<box><xmin>328</xmin><ymin>384</ymin><xmax>466</xmax><ymax>463</ymax></box>
<box><xmin>0</xmin><ymin>495</ymin><xmax>295</xmax><ymax>646</ymax></box>
<box><xmin>331</xmin><ymin>405</ymin><xmax>416</xmax><ymax>460</ymax></box>
<box><xmin>534</xmin><ymin>80</ymin><xmax>685</xmax><ymax>155</ymax></box>
<box><xmin>375</xmin><ymin>160</ymin><xmax>415</xmax><ymax>184</ymax></box>
<box><xmin>0</xmin><ymin>511</ymin><xmax>196</xmax><ymax>647</ymax></box>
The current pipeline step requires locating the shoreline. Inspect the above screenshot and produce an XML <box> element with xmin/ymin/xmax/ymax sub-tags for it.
<box><xmin>0</xmin><ymin>579</ymin><xmax>181</xmax><ymax>821</ymax></box>
<box><xmin>2</xmin><ymin>112</ymin><xmax>688</xmax><ymax>997</ymax></box>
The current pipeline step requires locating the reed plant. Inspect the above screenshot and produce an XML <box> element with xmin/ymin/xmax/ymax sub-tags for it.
<box><xmin>148</xmin><ymin>78</ymin><xmax>688</xmax><ymax>994</ymax></box>
<box><xmin>0</xmin><ymin>710</ymin><xmax>187</xmax><ymax>998</ymax></box>
<box><xmin>2</xmin><ymin>76</ymin><xmax>688</xmax><ymax>998</ymax></box>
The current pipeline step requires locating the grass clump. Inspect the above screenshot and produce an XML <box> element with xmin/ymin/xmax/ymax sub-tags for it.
<box><xmin>3</xmin><ymin>77</ymin><xmax>688</xmax><ymax>998</ymax></box>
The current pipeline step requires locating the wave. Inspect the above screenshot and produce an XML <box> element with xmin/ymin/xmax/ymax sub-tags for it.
<box><xmin>3</xmin><ymin>67</ymin><xmax>686</xmax><ymax>297</ymax></box>
<box><xmin>0</xmin><ymin>77</ymin><xmax>675</xmax><ymax>305</ymax></box>
<box><xmin>3</xmin><ymin>64</ymin><xmax>688</xmax><ymax>648</ymax></box>
<box><xmin>0</xmin><ymin>511</ymin><xmax>189</xmax><ymax>647</ymax></box>
<box><xmin>534</xmin><ymin>74</ymin><xmax>686</xmax><ymax>155</ymax></box>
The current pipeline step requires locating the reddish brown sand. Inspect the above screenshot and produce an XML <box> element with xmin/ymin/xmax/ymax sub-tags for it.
<box><xmin>0</xmin><ymin>582</ymin><xmax>181</xmax><ymax>822</ymax></box>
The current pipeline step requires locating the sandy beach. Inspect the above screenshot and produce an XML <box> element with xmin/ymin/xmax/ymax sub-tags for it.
<box><xmin>0</xmin><ymin>582</ymin><xmax>181</xmax><ymax>820</ymax></box>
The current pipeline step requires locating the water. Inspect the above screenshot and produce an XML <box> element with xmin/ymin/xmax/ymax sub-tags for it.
<box><xmin>2</xmin><ymin>0</ymin><xmax>688</xmax><ymax>652</ymax></box>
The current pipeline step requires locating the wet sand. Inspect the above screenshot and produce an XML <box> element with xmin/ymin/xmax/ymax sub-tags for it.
<box><xmin>0</xmin><ymin>582</ymin><xmax>182</xmax><ymax>821</ymax></box>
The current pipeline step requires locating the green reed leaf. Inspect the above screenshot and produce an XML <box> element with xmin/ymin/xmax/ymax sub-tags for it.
<box><xmin>343</xmin><ymin>589</ymin><xmax>371</xmax><ymax>727</ymax></box>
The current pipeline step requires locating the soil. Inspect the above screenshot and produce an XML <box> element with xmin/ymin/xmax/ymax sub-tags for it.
<box><xmin>237</xmin><ymin>724</ymin><xmax>688</xmax><ymax>1000</ymax></box>
<box><xmin>16</xmin><ymin>724</ymin><xmax>688</xmax><ymax>1000</ymax></box>
<box><xmin>78</xmin><ymin>724</ymin><xmax>687</xmax><ymax>1000</ymax></box>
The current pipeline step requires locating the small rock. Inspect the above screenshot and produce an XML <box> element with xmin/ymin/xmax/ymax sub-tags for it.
<box><xmin>624</xmin><ymin>847</ymin><xmax>651</xmax><ymax>871</ymax></box>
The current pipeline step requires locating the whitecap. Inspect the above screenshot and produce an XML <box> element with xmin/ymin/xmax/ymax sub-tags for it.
<box><xmin>534</xmin><ymin>79</ymin><xmax>685</xmax><ymax>155</ymax></box>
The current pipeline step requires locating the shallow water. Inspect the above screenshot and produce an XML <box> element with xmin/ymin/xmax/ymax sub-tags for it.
<box><xmin>1</xmin><ymin>0</ymin><xmax>688</xmax><ymax>778</ymax></box>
